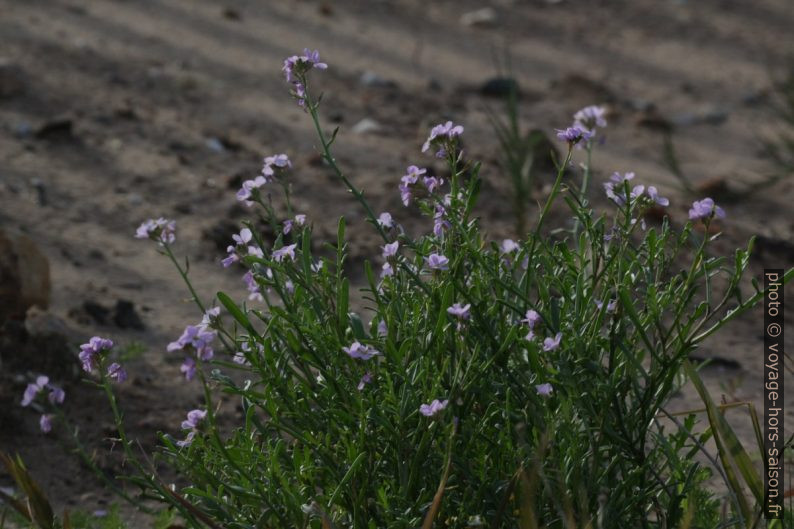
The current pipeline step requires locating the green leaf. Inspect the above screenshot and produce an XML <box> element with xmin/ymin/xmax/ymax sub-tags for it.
<box><xmin>217</xmin><ymin>292</ymin><xmax>256</xmax><ymax>336</ymax></box>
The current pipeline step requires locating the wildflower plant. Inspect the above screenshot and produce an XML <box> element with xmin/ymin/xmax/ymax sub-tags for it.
<box><xmin>30</xmin><ymin>50</ymin><xmax>793</xmax><ymax>528</ymax></box>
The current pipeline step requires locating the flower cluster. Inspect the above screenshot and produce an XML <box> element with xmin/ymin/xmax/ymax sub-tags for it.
<box><xmin>237</xmin><ymin>154</ymin><xmax>292</xmax><ymax>207</ymax></box>
<box><xmin>573</xmin><ymin>105</ymin><xmax>607</xmax><ymax>134</ymax></box>
<box><xmin>689</xmin><ymin>197</ymin><xmax>726</xmax><ymax>221</ymax></box>
<box><xmin>422</xmin><ymin>121</ymin><xmax>463</xmax><ymax>158</ymax></box>
<box><xmin>282</xmin><ymin>49</ymin><xmax>327</xmax><ymax>107</ymax></box>
<box><xmin>604</xmin><ymin>172</ymin><xmax>669</xmax><ymax>208</ymax></box>
<box><xmin>555</xmin><ymin>125</ymin><xmax>592</xmax><ymax>146</ymax></box>
<box><xmin>177</xmin><ymin>409</ymin><xmax>207</xmax><ymax>448</ymax></box>
<box><xmin>343</xmin><ymin>341</ymin><xmax>380</xmax><ymax>361</ymax></box>
<box><xmin>419</xmin><ymin>398</ymin><xmax>448</xmax><ymax>418</ymax></box>
<box><xmin>21</xmin><ymin>375</ymin><xmax>65</xmax><ymax>433</ymax></box>
<box><xmin>556</xmin><ymin>104</ymin><xmax>606</xmax><ymax>148</ymax></box>
<box><xmin>282</xmin><ymin>214</ymin><xmax>307</xmax><ymax>235</ymax></box>
<box><xmin>79</xmin><ymin>336</ymin><xmax>127</xmax><ymax>382</ymax></box>
<box><xmin>168</xmin><ymin>308</ymin><xmax>218</xmax><ymax>381</ymax></box>
<box><xmin>135</xmin><ymin>218</ymin><xmax>176</xmax><ymax>245</ymax></box>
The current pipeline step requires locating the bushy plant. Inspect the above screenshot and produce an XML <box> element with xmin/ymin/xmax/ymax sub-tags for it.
<box><xmin>13</xmin><ymin>50</ymin><xmax>791</xmax><ymax>529</ymax></box>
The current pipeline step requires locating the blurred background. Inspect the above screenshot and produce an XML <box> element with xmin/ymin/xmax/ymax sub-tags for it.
<box><xmin>1</xmin><ymin>0</ymin><xmax>792</xmax><ymax>517</ymax></box>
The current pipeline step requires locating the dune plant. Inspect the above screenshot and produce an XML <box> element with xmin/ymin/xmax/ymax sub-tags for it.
<box><xmin>13</xmin><ymin>50</ymin><xmax>793</xmax><ymax>528</ymax></box>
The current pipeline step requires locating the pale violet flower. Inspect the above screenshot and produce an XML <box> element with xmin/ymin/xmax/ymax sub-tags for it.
<box><xmin>425</xmin><ymin>253</ymin><xmax>449</xmax><ymax>271</ymax></box>
<box><xmin>447</xmin><ymin>303</ymin><xmax>471</xmax><ymax>320</ymax></box>
<box><xmin>535</xmin><ymin>383</ymin><xmax>554</xmax><ymax>397</ymax></box>
<box><xmin>500</xmin><ymin>239</ymin><xmax>519</xmax><ymax>254</ymax></box>
<box><xmin>422</xmin><ymin>122</ymin><xmax>463</xmax><ymax>157</ymax></box>
<box><xmin>573</xmin><ymin>105</ymin><xmax>607</xmax><ymax>132</ymax></box>
<box><xmin>419</xmin><ymin>399</ymin><xmax>449</xmax><ymax>417</ymax></box>
<box><xmin>135</xmin><ymin>218</ymin><xmax>176</xmax><ymax>245</ymax></box>
<box><xmin>357</xmin><ymin>372</ymin><xmax>373</xmax><ymax>391</ymax></box>
<box><xmin>343</xmin><ymin>341</ymin><xmax>380</xmax><ymax>361</ymax></box>
<box><xmin>382</xmin><ymin>241</ymin><xmax>399</xmax><ymax>259</ymax></box>
<box><xmin>272</xmin><ymin>243</ymin><xmax>298</xmax><ymax>262</ymax></box>
<box><xmin>689</xmin><ymin>198</ymin><xmax>725</xmax><ymax>221</ymax></box>
<box><xmin>377</xmin><ymin>212</ymin><xmax>394</xmax><ymax>229</ymax></box>
<box><xmin>543</xmin><ymin>332</ymin><xmax>562</xmax><ymax>352</ymax></box>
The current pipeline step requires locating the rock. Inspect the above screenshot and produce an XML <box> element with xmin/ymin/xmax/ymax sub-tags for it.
<box><xmin>0</xmin><ymin>316</ymin><xmax>78</xmax><ymax>378</ymax></box>
<box><xmin>205</xmin><ymin>137</ymin><xmax>226</xmax><ymax>153</ymax></box>
<box><xmin>0</xmin><ymin>59</ymin><xmax>25</xmax><ymax>98</ymax></box>
<box><xmin>351</xmin><ymin>118</ymin><xmax>382</xmax><ymax>135</ymax></box>
<box><xmin>460</xmin><ymin>7</ymin><xmax>498</xmax><ymax>27</ymax></box>
<box><xmin>359</xmin><ymin>71</ymin><xmax>396</xmax><ymax>89</ymax></box>
<box><xmin>479</xmin><ymin>77</ymin><xmax>520</xmax><ymax>98</ymax></box>
<box><xmin>34</xmin><ymin>117</ymin><xmax>74</xmax><ymax>141</ymax></box>
<box><xmin>113</xmin><ymin>300</ymin><xmax>144</xmax><ymax>330</ymax></box>
<box><xmin>221</xmin><ymin>7</ymin><xmax>241</xmax><ymax>20</ymax></box>
<box><xmin>0</xmin><ymin>229</ymin><xmax>50</xmax><ymax>325</ymax></box>
<box><xmin>83</xmin><ymin>301</ymin><xmax>110</xmax><ymax>325</ymax></box>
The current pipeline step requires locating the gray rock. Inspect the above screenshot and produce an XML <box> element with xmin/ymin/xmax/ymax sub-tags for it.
<box><xmin>351</xmin><ymin>118</ymin><xmax>382</xmax><ymax>135</ymax></box>
<box><xmin>0</xmin><ymin>228</ymin><xmax>50</xmax><ymax>325</ymax></box>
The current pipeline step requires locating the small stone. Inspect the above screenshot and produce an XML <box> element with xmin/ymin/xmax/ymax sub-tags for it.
<box><xmin>479</xmin><ymin>77</ymin><xmax>519</xmax><ymax>98</ymax></box>
<box><xmin>0</xmin><ymin>229</ymin><xmax>50</xmax><ymax>324</ymax></box>
<box><xmin>82</xmin><ymin>301</ymin><xmax>110</xmax><ymax>325</ymax></box>
<box><xmin>460</xmin><ymin>7</ymin><xmax>498</xmax><ymax>27</ymax></box>
<box><xmin>0</xmin><ymin>59</ymin><xmax>24</xmax><ymax>98</ymax></box>
<box><xmin>359</xmin><ymin>71</ymin><xmax>396</xmax><ymax>88</ymax></box>
<box><xmin>351</xmin><ymin>118</ymin><xmax>382</xmax><ymax>135</ymax></box>
<box><xmin>113</xmin><ymin>300</ymin><xmax>144</xmax><ymax>330</ymax></box>
<box><xmin>35</xmin><ymin>117</ymin><xmax>74</xmax><ymax>141</ymax></box>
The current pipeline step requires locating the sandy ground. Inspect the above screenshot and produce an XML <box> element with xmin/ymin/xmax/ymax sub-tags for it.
<box><xmin>1</xmin><ymin>0</ymin><xmax>793</xmax><ymax>519</ymax></box>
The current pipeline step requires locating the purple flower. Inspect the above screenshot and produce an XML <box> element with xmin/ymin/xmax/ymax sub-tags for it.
<box><xmin>181</xmin><ymin>409</ymin><xmax>208</xmax><ymax>430</ymax></box>
<box><xmin>272</xmin><ymin>243</ymin><xmax>297</xmax><ymax>262</ymax></box>
<box><xmin>646</xmin><ymin>186</ymin><xmax>669</xmax><ymax>207</ymax></box>
<box><xmin>377</xmin><ymin>212</ymin><xmax>394</xmax><ymax>229</ymax></box>
<box><xmin>199</xmin><ymin>307</ymin><xmax>221</xmax><ymax>331</ymax></box>
<box><xmin>500</xmin><ymin>239</ymin><xmax>519</xmax><ymax>254</ymax></box>
<box><xmin>380</xmin><ymin>262</ymin><xmax>394</xmax><ymax>278</ymax></box>
<box><xmin>135</xmin><ymin>218</ymin><xmax>176</xmax><ymax>245</ymax></box>
<box><xmin>382</xmin><ymin>241</ymin><xmax>399</xmax><ymax>259</ymax></box>
<box><xmin>419</xmin><ymin>399</ymin><xmax>449</xmax><ymax>417</ymax></box>
<box><xmin>433</xmin><ymin>206</ymin><xmax>450</xmax><ymax>237</ymax></box>
<box><xmin>402</xmin><ymin>165</ymin><xmax>426</xmax><ymax>185</ymax></box>
<box><xmin>48</xmin><ymin>385</ymin><xmax>65</xmax><ymax>405</ymax></box>
<box><xmin>399</xmin><ymin>183</ymin><xmax>413</xmax><ymax>206</ymax></box>
<box><xmin>543</xmin><ymin>332</ymin><xmax>562</xmax><ymax>352</ymax></box>
<box><xmin>176</xmin><ymin>431</ymin><xmax>196</xmax><ymax>448</ymax></box>
<box><xmin>79</xmin><ymin>337</ymin><xmax>114</xmax><ymax>373</ymax></box>
<box><xmin>595</xmin><ymin>299</ymin><xmax>617</xmax><ymax>313</ymax></box>
<box><xmin>283</xmin><ymin>50</ymin><xmax>327</xmax><ymax>106</ymax></box>
<box><xmin>180</xmin><ymin>357</ymin><xmax>197</xmax><ymax>381</ymax></box>
<box><xmin>447</xmin><ymin>303</ymin><xmax>471</xmax><ymax>320</ymax></box>
<box><xmin>521</xmin><ymin>309</ymin><xmax>541</xmax><ymax>329</ymax></box>
<box><xmin>573</xmin><ymin>105</ymin><xmax>607</xmax><ymax>132</ymax></box>
<box><xmin>425</xmin><ymin>253</ymin><xmax>449</xmax><ymax>271</ymax></box>
<box><xmin>422</xmin><ymin>122</ymin><xmax>464</xmax><ymax>157</ymax></box>
<box><xmin>39</xmin><ymin>414</ymin><xmax>53</xmax><ymax>433</ymax></box>
<box><xmin>357</xmin><ymin>372</ymin><xmax>373</xmax><ymax>391</ymax></box>
<box><xmin>555</xmin><ymin>126</ymin><xmax>592</xmax><ymax>146</ymax></box>
<box><xmin>242</xmin><ymin>271</ymin><xmax>264</xmax><ymax>302</ymax></box>
<box><xmin>167</xmin><ymin>325</ymin><xmax>216</xmax><ymax>361</ymax></box>
<box><xmin>343</xmin><ymin>341</ymin><xmax>380</xmax><ymax>361</ymax></box>
<box><xmin>423</xmin><ymin>176</ymin><xmax>444</xmax><ymax>193</ymax></box>
<box><xmin>283</xmin><ymin>214</ymin><xmax>307</xmax><ymax>235</ymax></box>
<box><xmin>689</xmin><ymin>198</ymin><xmax>725</xmax><ymax>221</ymax></box>
<box><xmin>376</xmin><ymin>320</ymin><xmax>388</xmax><ymax>337</ymax></box>
<box><xmin>107</xmin><ymin>362</ymin><xmax>128</xmax><ymax>383</ymax></box>
<box><xmin>535</xmin><ymin>383</ymin><xmax>554</xmax><ymax>397</ymax></box>
<box><xmin>236</xmin><ymin>176</ymin><xmax>268</xmax><ymax>206</ymax></box>
<box><xmin>21</xmin><ymin>376</ymin><xmax>49</xmax><ymax>406</ymax></box>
